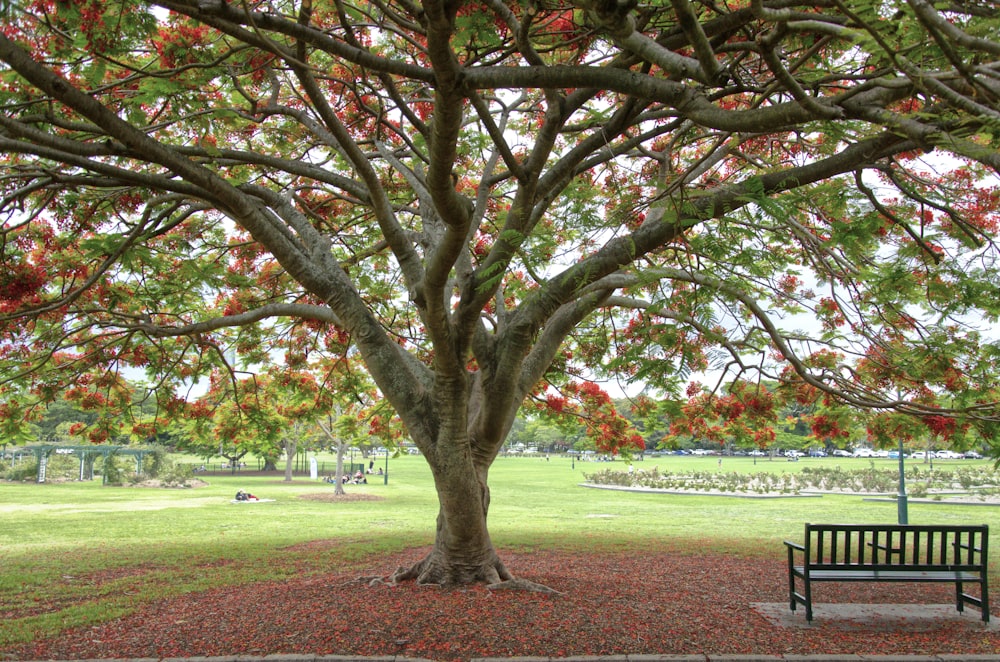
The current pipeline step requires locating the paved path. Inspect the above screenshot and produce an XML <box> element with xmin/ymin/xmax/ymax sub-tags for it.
<box><xmin>15</xmin><ymin>656</ymin><xmax>1000</xmax><ymax>662</ymax></box>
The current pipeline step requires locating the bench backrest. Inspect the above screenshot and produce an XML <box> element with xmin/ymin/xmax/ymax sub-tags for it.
<box><xmin>802</xmin><ymin>523</ymin><xmax>988</xmax><ymax>571</ymax></box>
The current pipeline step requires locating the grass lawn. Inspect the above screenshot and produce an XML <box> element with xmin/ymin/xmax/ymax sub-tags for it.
<box><xmin>2</xmin><ymin>452</ymin><xmax>998</xmax><ymax>646</ymax></box>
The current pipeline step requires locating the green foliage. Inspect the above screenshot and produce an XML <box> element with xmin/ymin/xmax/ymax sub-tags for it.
<box><xmin>2</xmin><ymin>458</ymin><xmax>38</xmax><ymax>481</ymax></box>
<box><xmin>143</xmin><ymin>446</ymin><xmax>166</xmax><ymax>477</ymax></box>
<box><xmin>142</xmin><ymin>461</ymin><xmax>194</xmax><ymax>487</ymax></box>
<box><xmin>101</xmin><ymin>453</ymin><xmax>126</xmax><ymax>486</ymax></box>
<box><xmin>773</xmin><ymin>429</ymin><xmax>808</xmax><ymax>450</ymax></box>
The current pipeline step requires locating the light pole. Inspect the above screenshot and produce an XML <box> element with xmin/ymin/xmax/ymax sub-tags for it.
<box><xmin>897</xmin><ymin>437</ymin><xmax>908</xmax><ymax>525</ymax></box>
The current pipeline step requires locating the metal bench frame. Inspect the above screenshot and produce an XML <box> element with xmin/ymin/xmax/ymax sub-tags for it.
<box><xmin>784</xmin><ymin>523</ymin><xmax>990</xmax><ymax>622</ymax></box>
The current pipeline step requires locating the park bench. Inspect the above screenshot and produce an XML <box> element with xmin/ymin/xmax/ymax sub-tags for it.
<box><xmin>784</xmin><ymin>523</ymin><xmax>990</xmax><ymax>622</ymax></box>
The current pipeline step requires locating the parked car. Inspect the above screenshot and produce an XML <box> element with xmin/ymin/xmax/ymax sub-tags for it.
<box><xmin>748</xmin><ymin>449</ymin><xmax>766</xmax><ymax>456</ymax></box>
<box><xmin>935</xmin><ymin>450</ymin><xmax>963</xmax><ymax>459</ymax></box>
<box><xmin>965</xmin><ymin>450</ymin><xmax>984</xmax><ymax>459</ymax></box>
<box><xmin>852</xmin><ymin>448</ymin><xmax>876</xmax><ymax>457</ymax></box>
<box><xmin>808</xmin><ymin>449</ymin><xmax>827</xmax><ymax>457</ymax></box>
<box><xmin>911</xmin><ymin>451</ymin><xmax>934</xmax><ymax>459</ymax></box>
<box><xmin>832</xmin><ymin>449</ymin><xmax>852</xmax><ymax>457</ymax></box>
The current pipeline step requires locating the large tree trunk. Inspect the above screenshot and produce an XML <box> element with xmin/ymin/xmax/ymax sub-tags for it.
<box><xmin>389</xmin><ymin>375</ymin><xmax>553</xmax><ymax>590</ymax></box>
<box><xmin>393</xmin><ymin>455</ymin><xmax>511</xmax><ymax>585</ymax></box>
<box><xmin>389</xmin><ymin>371</ymin><xmax>508</xmax><ymax>584</ymax></box>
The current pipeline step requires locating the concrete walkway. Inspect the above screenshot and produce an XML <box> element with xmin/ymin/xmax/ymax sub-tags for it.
<box><xmin>16</xmin><ymin>655</ymin><xmax>1000</xmax><ymax>662</ymax></box>
<box><xmin>751</xmin><ymin>602</ymin><xmax>998</xmax><ymax>632</ymax></box>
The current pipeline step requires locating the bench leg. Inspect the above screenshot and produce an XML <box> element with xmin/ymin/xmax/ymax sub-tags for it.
<box><xmin>979</xmin><ymin>570</ymin><xmax>990</xmax><ymax>623</ymax></box>
<box><xmin>786</xmin><ymin>547</ymin><xmax>800</xmax><ymax>614</ymax></box>
<box><xmin>981</xmin><ymin>579</ymin><xmax>990</xmax><ymax>623</ymax></box>
<box><xmin>788</xmin><ymin>573</ymin><xmax>796</xmax><ymax>612</ymax></box>
<box><xmin>801</xmin><ymin>574</ymin><xmax>813</xmax><ymax>621</ymax></box>
<box><xmin>956</xmin><ymin>580</ymin><xmax>991</xmax><ymax>623</ymax></box>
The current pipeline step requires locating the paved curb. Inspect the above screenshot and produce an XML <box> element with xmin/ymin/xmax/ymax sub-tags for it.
<box><xmin>14</xmin><ymin>655</ymin><xmax>1000</xmax><ymax>662</ymax></box>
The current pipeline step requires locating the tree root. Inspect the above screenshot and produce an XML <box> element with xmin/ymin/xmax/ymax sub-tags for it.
<box><xmin>487</xmin><ymin>577</ymin><xmax>563</xmax><ymax>594</ymax></box>
<box><xmin>344</xmin><ymin>575</ymin><xmax>384</xmax><ymax>587</ymax></box>
<box><xmin>374</xmin><ymin>555</ymin><xmax>561</xmax><ymax>593</ymax></box>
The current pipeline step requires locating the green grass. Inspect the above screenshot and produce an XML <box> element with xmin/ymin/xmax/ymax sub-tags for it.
<box><xmin>2</xmin><ymin>453</ymin><xmax>998</xmax><ymax>646</ymax></box>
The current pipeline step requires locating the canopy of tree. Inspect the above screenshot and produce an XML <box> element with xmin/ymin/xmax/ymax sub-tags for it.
<box><xmin>1</xmin><ymin>0</ymin><xmax>999</xmax><ymax>584</ymax></box>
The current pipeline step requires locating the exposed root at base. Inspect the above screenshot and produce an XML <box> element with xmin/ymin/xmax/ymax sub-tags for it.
<box><xmin>343</xmin><ymin>575</ymin><xmax>383</xmax><ymax>587</ymax></box>
<box><xmin>487</xmin><ymin>578</ymin><xmax>563</xmax><ymax>594</ymax></box>
<box><xmin>368</xmin><ymin>556</ymin><xmax>562</xmax><ymax>593</ymax></box>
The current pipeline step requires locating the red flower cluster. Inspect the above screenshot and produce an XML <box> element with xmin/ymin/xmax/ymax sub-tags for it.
<box><xmin>0</xmin><ymin>262</ymin><xmax>47</xmax><ymax>307</ymax></box>
<box><xmin>154</xmin><ymin>24</ymin><xmax>212</xmax><ymax>69</ymax></box>
<box><xmin>810</xmin><ymin>414</ymin><xmax>848</xmax><ymax>441</ymax></box>
<box><xmin>922</xmin><ymin>414</ymin><xmax>956</xmax><ymax>438</ymax></box>
<box><xmin>540</xmin><ymin>381</ymin><xmax>645</xmax><ymax>454</ymax></box>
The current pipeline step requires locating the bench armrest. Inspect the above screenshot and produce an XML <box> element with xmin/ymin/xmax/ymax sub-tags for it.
<box><xmin>784</xmin><ymin>540</ymin><xmax>804</xmax><ymax>551</ymax></box>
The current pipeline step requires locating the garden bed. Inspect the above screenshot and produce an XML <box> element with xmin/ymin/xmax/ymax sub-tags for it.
<box><xmin>583</xmin><ymin>465</ymin><xmax>1000</xmax><ymax>500</ymax></box>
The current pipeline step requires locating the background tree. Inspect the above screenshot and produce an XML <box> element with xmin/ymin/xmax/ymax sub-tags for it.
<box><xmin>269</xmin><ymin>368</ymin><xmax>334</xmax><ymax>481</ymax></box>
<box><xmin>174</xmin><ymin>403</ymin><xmax>251</xmax><ymax>471</ymax></box>
<box><xmin>318</xmin><ymin>408</ymin><xmax>354</xmax><ymax>494</ymax></box>
<box><xmin>212</xmin><ymin>378</ymin><xmax>286</xmax><ymax>471</ymax></box>
<box><xmin>317</xmin><ymin>363</ymin><xmax>395</xmax><ymax>492</ymax></box>
<box><xmin>1</xmin><ymin>0</ymin><xmax>1000</xmax><ymax>586</ymax></box>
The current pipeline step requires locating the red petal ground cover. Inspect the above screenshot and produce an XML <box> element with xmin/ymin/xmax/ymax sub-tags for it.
<box><xmin>3</xmin><ymin>547</ymin><xmax>999</xmax><ymax>661</ymax></box>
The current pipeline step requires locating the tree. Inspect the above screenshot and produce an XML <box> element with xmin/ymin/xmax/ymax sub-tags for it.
<box><xmin>317</xmin><ymin>367</ymin><xmax>396</xmax><ymax>493</ymax></box>
<box><xmin>265</xmin><ymin>368</ymin><xmax>335</xmax><ymax>481</ymax></box>
<box><xmin>2</xmin><ymin>0</ymin><xmax>1000</xmax><ymax>586</ymax></box>
<box><xmin>318</xmin><ymin>409</ymin><xmax>351</xmax><ymax>494</ymax></box>
<box><xmin>178</xmin><ymin>364</ymin><xmax>339</xmax><ymax>474</ymax></box>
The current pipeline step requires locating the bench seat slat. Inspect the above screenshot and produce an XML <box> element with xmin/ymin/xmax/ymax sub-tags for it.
<box><xmin>793</xmin><ymin>567</ymin><xmax>983</xmax><ymax>582</ymax></box>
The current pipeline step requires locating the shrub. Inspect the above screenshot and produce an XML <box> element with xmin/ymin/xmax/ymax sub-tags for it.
<box><xmin>155</xmin><ymin>463</ymin><xmax>195</xmax><ymax>487</ymax></box>
<box><xmin>102</xmin><ymin>453</ymin><xmax>126</xmax><ymax>485</ymax></box>
<box><xmin>584</xmin><ymin>464</ymin><xmax>1000</xmax><ymax>497</ymax></box>
<box><xmin>3</xmin><ymin>459</ymin><xmax>40</xmax><ymax>481</ymax></box>
<box><xmin>144</xmin><ymin>446</ymin><xmax>169</xmax><ymax>478</ymax></box>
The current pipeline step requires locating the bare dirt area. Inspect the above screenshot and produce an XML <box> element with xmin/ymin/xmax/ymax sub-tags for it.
<box><xmin>127</xmin><ymin>478</ymin><xmax>210</xmax><ymax>488</ymax></box>
<box><xmin>297</xmin><ymin>492</ymin><xmax>385</xmax><ymax>503</ymax></box>
<box><xmin>2</xmin><ymin>548</ymin><xmax>997</xmax><ymax>662</ymax></box>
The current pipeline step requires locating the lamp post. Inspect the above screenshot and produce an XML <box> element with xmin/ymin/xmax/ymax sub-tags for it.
<box><xmin>897</xmin><ymin>437</ymin><xmax>908</xmax><ymax>525</ymax></box>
